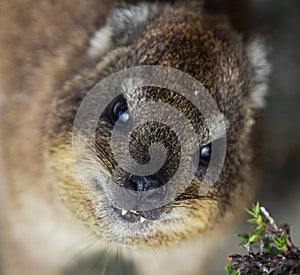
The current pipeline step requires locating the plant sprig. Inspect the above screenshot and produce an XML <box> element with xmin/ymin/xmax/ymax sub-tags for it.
<box><xmin>225</xmin><ymin>202</ymin><xmax>300</xmax><ymax>274</ymax></box>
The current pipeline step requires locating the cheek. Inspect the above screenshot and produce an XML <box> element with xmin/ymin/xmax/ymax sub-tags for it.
<box><xmin>160</xmin><ymin>200</ymin><xmax>222</xmax><ymax>236</ymax></box>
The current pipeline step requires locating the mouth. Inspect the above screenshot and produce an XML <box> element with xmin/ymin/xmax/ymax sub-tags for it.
<box><xmin>113</xmin><ymin>206</ymin><xmax>165</xmax><ymax>223</ymax></box>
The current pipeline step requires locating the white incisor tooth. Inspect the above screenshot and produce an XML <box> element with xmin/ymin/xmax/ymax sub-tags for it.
<box><xmin>121</xmin><ymin>209</ymin><xmax>128</xmax><ymax>216</ymax></box>
<box><xmin>140</xmin><ymin>216</ymin><xmax>146</xmax><ymax>223</ymax></box>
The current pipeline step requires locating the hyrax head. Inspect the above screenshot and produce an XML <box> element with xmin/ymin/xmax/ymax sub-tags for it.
<box><xmin>45</xmin><ymin>2</ymin><xmax>270</xmax><ymax>247</ymax></box>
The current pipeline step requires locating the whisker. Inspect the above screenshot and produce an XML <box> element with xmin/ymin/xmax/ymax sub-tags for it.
<box><xmin>174</xmin><ymin>194</ymin><xmax>233</xmax><ymax>209</ymax></box>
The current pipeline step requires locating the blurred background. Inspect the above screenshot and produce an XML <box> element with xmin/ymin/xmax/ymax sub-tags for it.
<box><xmin>207</xmin><ymin>0</ymin><xmax>300</xmax><ymax>273</ymax></box>
<box><xmin>254</xmin><ymin>0</ymin><xmax>300</xmax><ymax>247</ymax></box>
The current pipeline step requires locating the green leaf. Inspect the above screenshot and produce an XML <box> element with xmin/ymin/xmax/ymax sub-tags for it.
<box><xmin>225</xmin><ymin>261</ymin><xmax>233</xmax><ymax>275</ymax></box>
<box><xmin>247</xmin><ymin>218</ymin><xmax>257</xmax><ymax>224</ymax></box>
<box><xmin>246</xmin><ymin>202</ymin><xmax>261</xmax><ymax>218</ymax></box>
<box><xmin>256</xmin><ymin>215</ymin><xmax>263</xmax><ymax>226</ymax></box>
<box><xmin>254</xmin><ymin>228</ymin><xmax>264</xmax><ymax>237</ymax></box>
<box><xmin>254</xmin><ymin>202</ymin><xmax>260</xmax><ymax>216</ymax></box>
<box><xmin>273</xmin><ymin>233</ymin><xmax>288</xmax><ymax>251</ymax></box>
<box><xmin>269</xmin><ymin>246</ymin><xmax>281</xmax><ymax>255</ymax></box>
<box><xmin>256</xmin><ymin>268</ymin><xmax>264</xmax><ymax>275</ymax></box>
<box><xmin>248</xmin><ymin>234</ymin><xmax>258</xmax><ymax>243</ymax></box>
<box><xmin>262</xmin><ymin>237</ymin><xmax>271</xmax><ymax>251</ymax></box>
<box><xmin>236</xmin><ymin>233</ymin><xmax>249</xmax><ymax>240</ymax></box>
<box><xmin>246</xmin><ymin>208</ymin><xmax>256</xmax><ymax>218</ymax></box>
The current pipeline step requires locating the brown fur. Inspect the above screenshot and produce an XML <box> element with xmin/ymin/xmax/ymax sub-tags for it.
<box><xmin>0</xmin><ymin>1</ymin><xmax>269</xmax><ymax>274</ymax></box>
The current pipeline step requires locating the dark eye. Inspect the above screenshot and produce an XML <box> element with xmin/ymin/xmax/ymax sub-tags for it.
<box><xmin>112</xmin><ymin>99</ymin><xmax>129</xmax><ymax>123</ymax></box>
<box><xmin>199</xmin><ymin>143</ymin><xmax>211</xmax><ymax>167</ymax></box>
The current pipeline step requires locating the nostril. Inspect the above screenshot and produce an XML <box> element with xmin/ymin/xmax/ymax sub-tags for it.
<box><xmin>124</xmin><ymin>174</ymin><xmax>162</xmax><ymax>192</ymax></box>
<box><xmin>124</xmin><ymin>174</ymin><xmax>136</xmax><ymax>191</ymax></box>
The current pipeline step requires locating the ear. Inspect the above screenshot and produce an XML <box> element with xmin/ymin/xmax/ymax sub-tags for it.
<box><xmin>88</xmin><ymin>3</ymin><xmax>170</xmax><ymax>59</ymax></box>
<box><xmin>246</xmin><ymin>38</ymin><xmax>271</xmax><ymax>109</ymax></box>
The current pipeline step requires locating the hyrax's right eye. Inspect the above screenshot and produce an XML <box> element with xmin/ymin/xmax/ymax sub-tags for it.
<box><xmin>104</xmin><ymin>94</ymin><xmax>129</xmax><ymax>124</ymax></box>
<box><xmin>112</xmin><ymin>98</ymin><xmax>129</xmax><ymax>123</ymax></box>
<box><xmin>101</xmin><ymin>94</ymin><xmax>130</xmax><ymax>124</ymax></box>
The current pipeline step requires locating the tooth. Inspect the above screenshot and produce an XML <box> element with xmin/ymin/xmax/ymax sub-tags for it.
<box><xmin>131</xmin><ymin>210</ymin><xmax>138</xmax><ymax>214</ymax></box>
<box><xmin>121</xmin><ymin>209</ymin><xmax>128</xmax><ymax>215</ymax></box>
<box><xmin>140</xmin><ymin>216</ymin><xmax>146</xmax><ymax>223</ymax></box>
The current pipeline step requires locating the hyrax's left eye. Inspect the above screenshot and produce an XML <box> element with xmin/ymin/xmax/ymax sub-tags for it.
<box><xmin>199</xmin><ymin>143</ymin><xmax>212</xmax><ymax>167</ymax></box>
<box><xmin>112</xmin><ymin>97</ymin><xmax>129</xmax><ymax>123</ymax></box>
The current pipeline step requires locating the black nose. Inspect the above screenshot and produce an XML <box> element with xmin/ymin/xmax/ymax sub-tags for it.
<box><xmin>124</xmin><ymin>174</ymin><xmax>161</xmax><ymax>192</ymax></box>
<box><xmin>122</xmin><ymin>174</ymin><xmax>167</xmax><ymax>209</ymax></box>
<box><xmin>115</xmin><ymin>174</ymin><xmax>166</xmax><ymax>220</ymax></box>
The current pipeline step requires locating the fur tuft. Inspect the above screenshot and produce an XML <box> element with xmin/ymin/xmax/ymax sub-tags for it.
<box><xmin>88</xmin><ymin>26</ymin><xmax>112</xmax><ymax>59</ymax></box>
<box><xmin>88</xmin><ymin>2</ymin><xmax>170</xmax><ymax>59</ymax></box>
<box><xmin>247</xmin><ymin>38</ymin><xmax>271</xmax><ymax>108</ymax></box>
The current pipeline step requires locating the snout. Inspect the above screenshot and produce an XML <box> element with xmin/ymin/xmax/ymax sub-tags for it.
<box><xmin>112</xmin><ymin>173</ymin><xmax>168</xmax><ymax>222</ymax></box>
